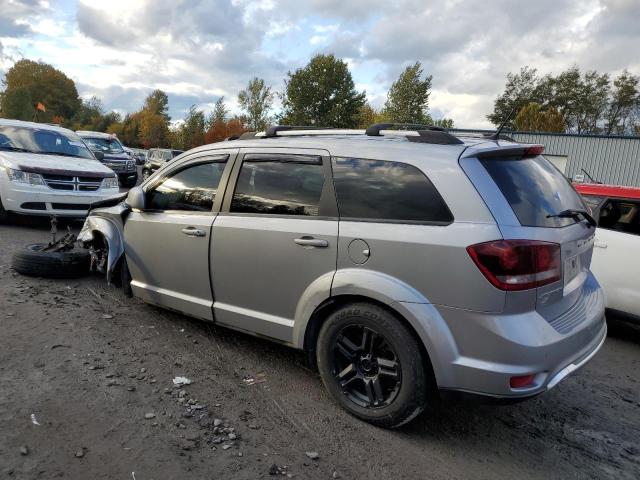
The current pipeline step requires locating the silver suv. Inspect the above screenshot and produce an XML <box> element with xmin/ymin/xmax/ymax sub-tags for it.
<box><xmin>79</xmin><ymin>124</ymin><xmax>606</xmax><ymax>428</ymax></box>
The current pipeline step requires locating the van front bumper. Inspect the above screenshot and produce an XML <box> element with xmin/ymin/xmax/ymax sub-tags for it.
<box><xmin>1</xmin><ymin>181</ymin><xmax>119</xmax><ymax>217</ymax></box>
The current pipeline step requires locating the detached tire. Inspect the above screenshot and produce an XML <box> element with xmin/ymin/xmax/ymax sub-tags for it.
<box><xmin>12</xmin><ymin>243</ymin><xmax>90</xmax><ymax>278</ymax></box>
<box><xmin>317</xmin><ymin>302</ymin><xmax>429</xmax><ymax>428</ymax></box>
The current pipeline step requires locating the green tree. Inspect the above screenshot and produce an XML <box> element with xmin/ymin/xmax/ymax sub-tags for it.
<box><xmin>513</xmin><ymin>102</ymin><xmax>565</xmax><ymax>132</ymax></box>
<box><xmin>487</xmin><ymin>66</ymin><xmax>545</xmax><ymax>128</ymax></box>
<box><xmin>138</xmin><ymin>90</ymin><xmax>171</xmax><ymax>148</ymax></box>
<box><xmin>0</xmin><ymin>59</ymin><xmax>80</xmax><ymax>123</ymax></box>
<box><xmin>207</xmin><ymin>96</ymin><xmax>229</xmax><ymax>129</ymax></box>
<box><xmin>238</xmin><ymin>78</ymin><xmax>273</xmax><ymax>130</ymax></box>
<box><xmin>0</xmin><ymin>87</ymin><xmax>34</xmax><ymax>120</ymax></box>
<box><xmin>604</xmin><ymin>70</ymin><xmax>640</xmax><ymax>135</ymax></box>
<box><xmin>280</xmin><ymin>54</ymin><xmax>366</xmax><ymax>128</ymax></box>
<box><xmin>177</xmin><ymin>105</ymin><xmax>206</xmax><ymax>150</ymax></box>
<box><xmin>383</xmin><ymin>62</ymin><xmax>433</xmax><ymax>124</ymax></box>
<box><xmin>433</xmin><ymin>118</ymin><xmax>454</xmax><ymax>129</ymax></box>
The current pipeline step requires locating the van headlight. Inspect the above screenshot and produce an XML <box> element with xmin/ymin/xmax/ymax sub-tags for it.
<box><xmin>102</xmin><ymin>176</ymin><xmax>119</xmax><ymax>189</ymax></box>
<box><xmin>6</xmin><ymin>168</ymin><xmax>45</xmax><ymax>186</ymax></box>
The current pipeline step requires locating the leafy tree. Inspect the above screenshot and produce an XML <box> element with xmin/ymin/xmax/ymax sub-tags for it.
<box><xmin>280</xmin><ymin>54</ymin><xmax>366</xmax><ymax>128</ymax></box>
<box><xmin>207</xmin><ymin>96</ymin><xmax>229</xmax><ymax>129</ymax></box>
<box><xmin>177</xmin><ymin>105</ymin><xmax>206</xmax><ymax>150</ymax></box>
<box><xmin>487</xmin><ymin>66</ymin><xmax>545</xmax><ymax>128</ymax></box>
<box><xmin>490</xmin><ymin>66</ymin><xmax>640</xmax><ymax>134</ymax></box>
<box><xmin>383</xmin><ymin>62</ymin><xmax>433</xmax><ymax>124</ymax></box>
<box><xmin>143</xmin><ymin>89</ymin><xmax>170</xmax><ymax>121</ymax></box>
<box><xmin>0</xmin><ymin>59</ymin><xmax>80</xmax><ymax>122</ymax></box>
<box><xmin>238</xmin><ymin>78</ymin><xmax>273</xmax><ymax>130</ymax></box>
<box><xmin>204</xmin><ymin>117</ymin><xmax>248</xmax><ymax>143</ymax></box>
<box><xmin>604</xmin><ymin>71</ymin><xmax>640</xmax><ymax>135</ymax></box>
<box><xmin>433</xmin><ymin>118</ymin><xmax>454</xmax><ymax>129</ymax></box>
<box><xmin>355</xmin><ymin>103</ymin><xmax>378</xmax><ymax>128</ymax></box>
<box><xmin>514</xmin><ymin>103</ymin><xmax>565</xmax><ymax>132</ymax></box>
<box><xmin>0</xmin><ymin>86</ymin><xmax>34</xmax><ymax>120</ymax></box>
<box><xmin>138</xmin><ymin>90</ymin><xmax>171</xmax><ymax>147</ymax></box>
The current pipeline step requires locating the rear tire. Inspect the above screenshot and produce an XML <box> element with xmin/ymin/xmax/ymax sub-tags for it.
<box><xmin>316</xmin><ymin>302</ymin><xmax>428</xmax><ymax>428</ymax></box>
<box><xmin>12</xmin><ymin>243</ymin><xmax>90</xmax><ymax>278</ymax></box>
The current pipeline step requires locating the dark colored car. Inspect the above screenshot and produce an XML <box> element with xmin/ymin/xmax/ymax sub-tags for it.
<box><xmin>142</xmin><ymin>148</ymin><xmax>184</xmax><ymax>181</ymax></box>
<box><xmin>77</xmin><ymin>131</ymin><xmax>138</xmax><ymax>188</ymax></box>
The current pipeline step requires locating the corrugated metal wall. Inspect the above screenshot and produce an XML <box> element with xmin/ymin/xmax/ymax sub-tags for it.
<box><xmin>452</xmin><ymin>129</ymin><xmax>640</xmax><ymax>187</ymax></box>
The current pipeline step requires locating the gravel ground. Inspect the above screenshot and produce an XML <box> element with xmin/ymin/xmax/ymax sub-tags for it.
<box><xmin>0</xmin><ymin>217</ymin><xmax>639</xmax><ymax>480</ymax></box>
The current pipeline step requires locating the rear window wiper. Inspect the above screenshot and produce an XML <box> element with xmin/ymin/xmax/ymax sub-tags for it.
<box><xmin>547</xmin><ymin>209</ymin><xmax>597</xmax><ymax>228</ymax></box>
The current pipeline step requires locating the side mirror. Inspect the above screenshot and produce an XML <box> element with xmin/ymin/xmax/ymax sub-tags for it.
<box><xmin>93</xmin><ymin>150</ymin><xmax>105</xmax><ymax>161</ymax></box>
<box><xmin>126</xmin><ymin>186</ymin><xmax>146</xmax><ymax>210</ymax></box>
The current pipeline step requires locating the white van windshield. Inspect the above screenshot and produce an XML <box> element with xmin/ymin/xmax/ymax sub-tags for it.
<box><xmin>0</xmin><ymin>125</ymin><xmax>94</xmax><ymax>159</ymax></box>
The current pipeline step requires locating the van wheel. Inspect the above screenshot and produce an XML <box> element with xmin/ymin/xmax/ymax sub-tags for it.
<box><xmin>316</xmin><ymin>303</ymin><xmax>427</xmax><ymax>428</ymax></box>
<box><xmin>0</xmin><ymin>199</ymin><xmax>9</xmax><ymax>224</ymax></box>
<box><xmin>12</xmin><ymin>243</ymin><xmax>90</xmax><ymax>278</ymax></box>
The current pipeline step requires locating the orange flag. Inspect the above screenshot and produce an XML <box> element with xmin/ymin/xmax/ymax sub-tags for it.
<box><xmin>36</xmin><ymin>102</ymin><xmax>46</xmax><ymax>112</ymax></box>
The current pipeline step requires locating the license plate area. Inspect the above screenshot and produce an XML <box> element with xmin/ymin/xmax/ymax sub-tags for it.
<box><xmin>564</xmin><ymin>255</ymin><xmax>581</xmax><ymax>286</ymax></box>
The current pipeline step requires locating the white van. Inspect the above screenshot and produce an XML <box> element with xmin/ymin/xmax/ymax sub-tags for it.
<box><xmin>0</xmin><ymin>119</ymin><xmax>119</xmax><ymax>221</ymax></box>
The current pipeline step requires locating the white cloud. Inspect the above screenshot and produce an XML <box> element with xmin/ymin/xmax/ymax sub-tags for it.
<box><xmin>0</xmin><ymin>0</ymin><xmax>638</xmax><ymax>128</ymax></box>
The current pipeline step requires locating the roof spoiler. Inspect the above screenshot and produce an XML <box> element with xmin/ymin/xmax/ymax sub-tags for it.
<box><xmin>463</xmin><ymin>144</ymin><xmax>545</xmax><ymax>159</ymax></box>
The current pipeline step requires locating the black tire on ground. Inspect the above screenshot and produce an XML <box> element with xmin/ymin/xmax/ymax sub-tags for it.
<box><xmin>316</xmin><ymin>302</ymin><xmax>429</xmax><ymax>428</ymax></box>
<box><xmin>120</xmin><ymin>177</ymin><xmax>138</xmax><ymax>189</ymax></box>
<box><xmin>11</xmin><ymin>243</ymin><xmax>91</xmax><ymax>278</ymax></box>
<box><xmin>0</xmin><ymin>198</ymin><xmax>10</xmax><ymax>224</ymax></box>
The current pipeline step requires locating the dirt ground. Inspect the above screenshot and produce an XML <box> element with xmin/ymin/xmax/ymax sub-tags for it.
<box><xmin>1</xmin><ymin>217</ymin><xmax>639</xmax><ymax>480</ymax></box>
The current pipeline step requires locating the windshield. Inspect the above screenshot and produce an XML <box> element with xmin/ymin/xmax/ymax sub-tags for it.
<box><xmin>0</xmin><ymin>125</ymin><xmax>95</xmax><ymax>159</ymax></box>
<box><xmin>82</xmin><ymin>136</ymin><xmax>125</xmax><ymax>154</ymax></box>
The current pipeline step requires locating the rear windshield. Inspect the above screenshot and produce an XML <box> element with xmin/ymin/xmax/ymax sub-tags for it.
<box><xmin>481</xmin><ymin>155</ymin><xmax>586</xmax><ymax>228</ymax></box>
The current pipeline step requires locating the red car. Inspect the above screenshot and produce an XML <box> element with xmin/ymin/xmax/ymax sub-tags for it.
<box><xmin>574</xmin><ymin>183</ymin><xmax>640</xmax><ymax>322</ymax></box>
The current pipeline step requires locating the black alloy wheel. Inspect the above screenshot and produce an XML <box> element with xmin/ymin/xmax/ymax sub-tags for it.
<box><xmin>332</xmin><ymin>324</ymin><xmax>402</xmax><ymax>408</ymax></box>
<box><xmin>316</xmin><ymin>302</ymin><xmax>429</xmax><ymax>428</ymax></box>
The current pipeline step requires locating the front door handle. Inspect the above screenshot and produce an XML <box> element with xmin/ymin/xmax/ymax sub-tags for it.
<box><xmin>181</xmin><ymin>226</ymin><xmax>206</xmax><ymax>237</ymax></box>
<box><xmin>294</xmin><ymin>236</ymin><xmax>329</xmax><ymax>248</ymax></box>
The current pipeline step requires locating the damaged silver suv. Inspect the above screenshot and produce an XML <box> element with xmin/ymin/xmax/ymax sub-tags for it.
<box><xmin>79</xmin><ymin>124</ymin><xmax>606</xmax><ymax>428</ymax></box>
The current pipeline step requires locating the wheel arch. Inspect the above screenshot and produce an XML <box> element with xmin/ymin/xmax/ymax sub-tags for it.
<box><xmin>302</xmin><ymin>294</ymin><xmax>442</xmax><ymax>391</ymax></box>
<box><xmin>77</xmin><ymin>215</ymin><xmax>125</xmax><ymax>283</ymax></box>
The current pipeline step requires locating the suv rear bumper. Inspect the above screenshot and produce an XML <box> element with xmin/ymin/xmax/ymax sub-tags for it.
<box><xmin>401</xmin><ymin>273</ymin><xmax>607</xmax><ymax>399</ymax></box>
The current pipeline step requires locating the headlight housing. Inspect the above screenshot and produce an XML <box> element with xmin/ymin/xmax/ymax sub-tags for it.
<box><xmin>102</xmin><ymin>176</ymin><xmax>119</xmax><ymax>189</ymax></box>
<box><xmin>6</xmin><ymin>168</ymin><xmax>45</xmax><ymax>186</ymax></box>
<box><xmin>127</xmin><ymin>161</ymin><xmax>135</xmax><ymax>171</ymax></box>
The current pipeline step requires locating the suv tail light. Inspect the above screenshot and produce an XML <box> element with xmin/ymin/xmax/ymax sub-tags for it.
<box><xmin>467</xmin><ymin>240</ymin><xmax>561</xmax><ymax>291</ymax></box>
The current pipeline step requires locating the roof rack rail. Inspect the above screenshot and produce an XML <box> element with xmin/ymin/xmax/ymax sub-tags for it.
<box><xmin>264</xmin><ymin>125</ymin><xmax>332</xmax><ymax>138</ymax></box>
<box><xmin>365</xmin><ymin>123</ymin><xmax>463</xmax><ymax>145</ymax></box>
<box><xmin>365</xmin><ymin>123</ymin><xmax>445</xmax><ymax>136</ymax></box>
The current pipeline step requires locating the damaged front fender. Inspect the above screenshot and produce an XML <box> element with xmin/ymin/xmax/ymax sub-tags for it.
<box><xmin>79</xmin><ymin>211</ymin><xmax>126</xmax><ymax>284</ymax></box>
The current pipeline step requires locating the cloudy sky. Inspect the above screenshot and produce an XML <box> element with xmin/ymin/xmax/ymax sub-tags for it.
<box><xmin>1</xmin><ymin>0</ymin><xmax>639</xmax><ymax>128</ymax></box>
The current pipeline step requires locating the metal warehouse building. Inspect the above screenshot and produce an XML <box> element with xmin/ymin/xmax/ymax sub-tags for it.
<box><xmin>452</xmin><ymin>129</ymin><xmax>640</xmax><ymax>187</ymax></box>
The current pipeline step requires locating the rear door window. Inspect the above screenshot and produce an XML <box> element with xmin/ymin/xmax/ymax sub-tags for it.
<box><xmin>230</xmin><ymin>155</ymin><xmax>324</xmax><ymax>216</ymax></box>
<box><xmin>331</xmin><ymin>157</ymin><xmax>452</xmax><ymax>223</ymax></box>
<box><xmin>480</xmin><ymin>155</ymin><xmax>586</xmax><ymax>228</ymax></box>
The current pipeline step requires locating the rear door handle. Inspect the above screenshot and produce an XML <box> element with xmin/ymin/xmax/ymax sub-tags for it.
<box><xmin>181</xmin><ymin>227</ymin><xmax>206</xmax><ymax>237</ymax></box>
<box><xmin>294</xmin><ymin>236</ymin><xmax>329</xmax><ymax>248</ymax></box>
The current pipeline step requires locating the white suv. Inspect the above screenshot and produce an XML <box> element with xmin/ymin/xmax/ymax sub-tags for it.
<box><xmin>0</xmin><ymin>119</ymin><xmax>119</xmax><ymax>221</ymax></box>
